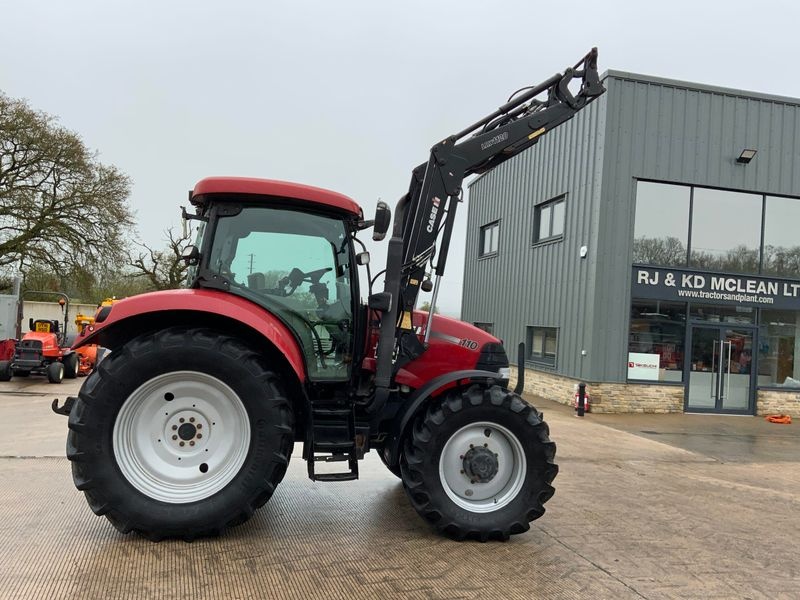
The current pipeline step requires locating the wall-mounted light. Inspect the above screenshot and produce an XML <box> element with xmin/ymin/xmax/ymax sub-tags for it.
<box><xmin>736</xmin><ymin>149</ymin><xmax>757</xmax><ymax>164</ymax></box>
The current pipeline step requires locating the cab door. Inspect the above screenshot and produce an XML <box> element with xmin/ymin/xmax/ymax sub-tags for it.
<box><xmin>205</xmin><ymin>205</ymin><xmax>355</xmax><ymax>381</ymax></box>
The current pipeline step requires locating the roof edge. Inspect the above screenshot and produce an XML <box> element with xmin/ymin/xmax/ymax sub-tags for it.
<box><xmin>191</xmin><ymin>176</ymin><xmax>362</xmax><ymax>217</ymax></box>
<box><xmin>601</xmin><ymin>69</ymin><xmax>800</xmax><ymax>107</ymax></box>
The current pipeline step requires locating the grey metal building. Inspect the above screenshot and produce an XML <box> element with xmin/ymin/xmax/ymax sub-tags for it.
<box><xmin>462</xmin><ymin>70</ymin><xmax>800</xmax><ymax>415</ymax></box>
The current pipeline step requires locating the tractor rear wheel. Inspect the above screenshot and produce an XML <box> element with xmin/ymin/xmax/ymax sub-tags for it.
<box><xmin>47</xmin><ymin>361</ymin><xmax>64</xmax><ymax>383</ymax></box>
<box><xmin>0</xmin><ymin>361</ymin><xmax>11</xmax><ymax>381</ymax></box>
<box><xmin>63</xmin><ymin>353</ymin><xmax>79</xmax><ymax>379</ymax></box>
<box><xmin>401</xmin><ymin>384</ymin><xmax>557</xmax><ymax>541</ymax></box>
<box><xmin>66</xmin><ymin>327</ymin><xmax>294</xmax><ymax>541</ymax></box>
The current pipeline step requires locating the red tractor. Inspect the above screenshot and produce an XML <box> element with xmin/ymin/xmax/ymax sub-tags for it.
<box><xmin>0</xmin><ymin>292</ymin><xmax>79</xmax><ymax>383</ymax></box>
<box><xmin>53</xmin><ymin>50</ymin><xmax>604</xmax><ymax>541</ymax></box>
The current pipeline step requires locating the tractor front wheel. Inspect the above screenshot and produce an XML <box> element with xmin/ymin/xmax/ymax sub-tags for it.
<box><xmin>63</xmin><ymin>353</ymin><xmax>79</xmax><ymax>379</ymax></box>
<box><xmin>401</xmin><ymin>384</ymin><xmax>557</xmax><ymax>541</ymax></box>
<box><xmin>47</xmin><ymin>361</ymin><xmax>64</xmax><ymax>383</ymax></box>
<box><xmin>66</xmin><ymin>327</ymin><xmax>294</xmax><ymax>540</ymax></box>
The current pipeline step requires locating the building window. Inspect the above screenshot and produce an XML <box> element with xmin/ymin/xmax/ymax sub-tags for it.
<box><xmin>474</xmin><ymin>322</ymin><xmax>494</xmax><ymax>334</ymax></box>
<box><xmin>757</xmin><ymin>309</ymin><xmax>800</xmax><ymax>388</ymax></box>
<box><xmin>527</xmin><ymin>326</ymin><xmax>557</xmax><ymax>366</ymax></box>
<box><xmin>628</xmin><ymin>300</ymin><xmax>686</xmax><ymax>382</ymax></box>
<box><xmin>762</xmin><ymin>195</ymin><xmax>800</xmax><ymax>279</ymax></box>
<box><xmin>632</xmin><ymin>181</ymin><xmax>800</xmax><ymax>278</ymax></box>
<box><xmin>480</xmin><ymin>221</ymin><xmax>499</xmax><ymax>257</ymax></box>
<box><xmin>689</xmin><ymin>188</ymin><xmax>762</xmax><ymax>274</ymax></box>
<box><xmin>633</xmin><ymin>181</ymin><xmax>690</xmax><ymax>267</ymax></box>
<box><xmin>534</xmin><ymin>196</ymin><xmax>565</xmax><ymax>243</ymax></box>
<box><xmin>689</xmin><ymin>304</ymin><xmax>754</xmax><ymax>324</ymax></box>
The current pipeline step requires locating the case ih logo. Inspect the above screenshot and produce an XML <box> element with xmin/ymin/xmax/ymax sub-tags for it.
<box><xmin>426</xmin><ymin>196</ymin><xmax>441</xmax><ymax>233</ymax></box>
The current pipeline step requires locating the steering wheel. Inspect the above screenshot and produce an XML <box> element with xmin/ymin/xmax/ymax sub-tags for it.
<box><xmin>272</xmin><ymin>267</ymin><xmax>333</xmax><ymax>299</ymax></box>
<box><xmin>283</xmin><ymin>267</ymin><xmax>332</xmax><ymax>287</ymax></box>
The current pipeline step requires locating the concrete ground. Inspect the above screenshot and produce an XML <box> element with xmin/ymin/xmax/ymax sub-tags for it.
<box><xmin>0</xmin><ymin>377</ymin><xmax>798</xmax><ymax>600</ymax></box>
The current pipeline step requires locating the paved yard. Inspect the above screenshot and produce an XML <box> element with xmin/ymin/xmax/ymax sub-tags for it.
<box><xmin>0</xmin><ymin>377</ymin><xmax>798</xmax><ymax>599</ymax></box>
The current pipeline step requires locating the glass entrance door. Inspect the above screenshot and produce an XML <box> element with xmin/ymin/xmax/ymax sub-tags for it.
<box><xmin>687</xmin><ymin>326</ymin><xmax>755</xmax><ymax>413</ymax></box>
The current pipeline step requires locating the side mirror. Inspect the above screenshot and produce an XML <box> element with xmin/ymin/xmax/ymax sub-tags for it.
<box><xmin>29</xmin><ymin>318</ymin><xmax>34</xmax><ymax>331</ymax></box>
<box><xmin>356</xmin><ymin>251</ymin><xmax>370</xmax><ymax>266</ymax></box>
<box><xmin>372</xmin><ymin>201</ymin><xmax>391</xmax><ymax>242</ymax></box>
<box><xmin>181</xmin><ymin>244</ymin><xmax>200</xmax><ymax>266</ymax></box>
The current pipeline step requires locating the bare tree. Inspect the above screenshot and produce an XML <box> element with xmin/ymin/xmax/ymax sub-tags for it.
<box><xmin>0</xmin><ymin>92</ymin><xmax>133</xmax><ymax>275</ymax></box>
<box><xmin>690</xmin><ymin>245</ymin><xmax>760</xmax><ymax>273</ymax></box>
<box><xmin>763</xmin><ymin>244</ymin><xmax>800</xmax><ymax>278</ymax></box>
<box><xmin>419</xmin><ymin>301</ymin><xmax>438</xmax><ymax>313</ymax></box>
<box><xmin>129</xmin><ymin>228</ymin><xmax>190</xmax><ymax>290</ymax></box>
<box><xmin>633</xmin><ymin>236</ymin><xmax>687</xmax><ymax>266</ymax></box>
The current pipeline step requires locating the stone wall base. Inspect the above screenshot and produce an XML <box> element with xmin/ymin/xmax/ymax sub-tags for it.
<box><xmin>508</xmin><ymin>366</ymin><xmax>684</xmax><ymax>414</ymax></box>
<box><xmin>507</xmin><ymin>366</ymin><xmax>800</xmax><ymax>415</ymax></box>
<box><xmin>757</xmin><ymin>389</ymin><xmax>800</xmax><ymax>417</ymax></box>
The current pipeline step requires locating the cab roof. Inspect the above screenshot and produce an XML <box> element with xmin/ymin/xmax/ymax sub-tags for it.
<box><xmin>191</xmin><ymin>177</ymin><xmax>362</xmax><ymax>217</ymax></box>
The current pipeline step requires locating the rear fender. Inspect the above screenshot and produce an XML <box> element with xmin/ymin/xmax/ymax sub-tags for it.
<box><xmin>382</xmin><ymin>369</ymin><xmax>504</xmax><ymax>467</ymax></box>
<box><xmin>73</xmin><ymin>289</ymin><xmax>307</xmax><ymax>383</ymax></box>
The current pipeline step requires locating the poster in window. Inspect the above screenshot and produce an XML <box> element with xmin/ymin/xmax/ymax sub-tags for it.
<box><xmin>627</xmin><ymin>352</ymin><xmax>660</xmax><ymax>380</ymax></box>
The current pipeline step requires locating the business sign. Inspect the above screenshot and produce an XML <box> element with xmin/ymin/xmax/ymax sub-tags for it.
<box><xmin>631</xmin><ymin>266</ymin><xmax>800</xmax><ymax>310</ymax></box>
<box><xmin>627</xmin><ymin>352</ymin><xmax>660</xmax><ymax>380</ymax></box>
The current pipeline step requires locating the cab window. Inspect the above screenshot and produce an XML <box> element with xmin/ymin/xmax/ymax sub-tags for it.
<box><xmin>207</xmin><ymin>206</ymin><xmax>353</xmax><ymax>381</ymax></box>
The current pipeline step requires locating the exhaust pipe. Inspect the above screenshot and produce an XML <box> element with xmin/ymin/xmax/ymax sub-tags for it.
<box><xmin>514</xmin><ymin>342</ymin><xmax>525</xmax><ymax>395</ymax></box>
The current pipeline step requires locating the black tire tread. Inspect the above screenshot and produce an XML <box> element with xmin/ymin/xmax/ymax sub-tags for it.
<box><xmin>378</xmin><ymin>448</ymin><xmax>402</xmax><ymax>479</ymax></box>
<box><xmin>47</xmin><ymin>362</ymin><xmax>63</xmax><ymax>384</ymax></box>
<box><xmin>66</xmin><ymin>326</ymin><xmax>294</xmax><ymax>540</ymax></box>
<box><xmin>63</xmin><ymin>353</ymin><xmax>79</xmax><ymax>379</ymax></box>
<box><xmin>401</xmin><ymin>384</ymin><xmax>557</xmax><ymax>542</ymax></box>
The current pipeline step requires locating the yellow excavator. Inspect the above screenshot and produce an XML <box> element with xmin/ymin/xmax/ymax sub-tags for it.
<box><xmin>73</xmin><ymin>298</ymin><xmax>115</xmax><ymax>375</ymax></box>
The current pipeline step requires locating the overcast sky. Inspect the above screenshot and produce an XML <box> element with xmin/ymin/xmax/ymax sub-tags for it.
<box><xmin>2</xmin><ymin>0</ymin><xmax>799</xmax><ymax>315</ymax></box>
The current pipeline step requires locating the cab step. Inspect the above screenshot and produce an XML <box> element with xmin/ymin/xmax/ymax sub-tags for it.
<box><xmin>306</xmin><ymin>405</ymin><xmax>359</xmax><ymax>482</ymax></box>
<box><xmin>313</xmin><ymin>471</ymin><xmax>358</xmax><ymax>482</ymax></box>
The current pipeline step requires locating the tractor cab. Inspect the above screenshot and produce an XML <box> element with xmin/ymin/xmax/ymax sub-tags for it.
<box><xmin>185</xmin><ymin>178</ymin><xmax>369</xmax><ymax>382</ymax></box>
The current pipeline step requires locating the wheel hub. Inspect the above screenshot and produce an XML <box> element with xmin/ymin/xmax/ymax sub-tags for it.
<box><xmin>462</xmin><ymin>446</ymin><xmax>499</xmax><ymax>483</ymax></box>
<box><xmin>177</xmin><ymin>422</ymin><xmax>197</xmax><ymax>441</ymax></box>
<box><xmin>165</xmin><ymin>410</ymin><xmax>209</xmax><ymax>450</ymax></box>
<box><xmin>438</xmin><ymin>421</ymin><xmax>527</xmax><ymax>513</ymax></box>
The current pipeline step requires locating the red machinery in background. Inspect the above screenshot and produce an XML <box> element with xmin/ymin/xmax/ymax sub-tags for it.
<box><xmin>0</xmin><ymin>339</ymin><xmax>15</xmax><ymax>362</ymax></box>
<box><xmin>0</xmin><ymin>292</ymin><xmax>79</xmax><ymax>383</ymax></box>
<box><xmin>72</xmin><ymin>299</ymin><xmax>115</xmax><ymax>376</ymax></box>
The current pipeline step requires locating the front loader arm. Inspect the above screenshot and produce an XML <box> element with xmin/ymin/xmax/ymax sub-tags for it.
<box><xmin>370</xmin><ymin>48</ymin><xmax>605</xmax><ymax>411</ymax></box>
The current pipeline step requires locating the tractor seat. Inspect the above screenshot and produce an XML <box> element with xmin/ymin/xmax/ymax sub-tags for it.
<box><xmin>247</xmin><ymin>272</ymin><xmax>266</xmax><ymax>291</ymax></box>
<box><xmin>30</xmin><ymin>319</ymin><xmax>59</xmax><ymax>333</ymax></box>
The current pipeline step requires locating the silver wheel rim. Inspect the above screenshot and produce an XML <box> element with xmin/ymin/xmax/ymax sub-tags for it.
<box><xmin>438</xmin><ymin>421</ymin><xmax>526</xmax><ymax>513</ymax></box>
<box><xmin>113</xmin><ymin>371</ymin><xmax>251</xmax><ymax>504</ymax></box>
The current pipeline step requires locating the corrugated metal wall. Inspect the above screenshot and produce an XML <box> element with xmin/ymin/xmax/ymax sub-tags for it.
<box><xmin>462</xmin><ymin>95</ymin><xmax>607</xmax><ymax>381</ymax></box>
<box><xmin>463</xmin><ymin>71</ymin><xmax>800</xmax><ymax>383</ymax></box>
<box><xmin>595</xmin><ymin>72</ymin><xmax>800</xmax><ymax>381</ymax></box>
